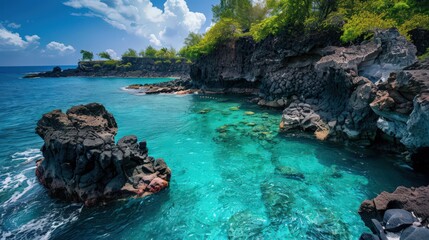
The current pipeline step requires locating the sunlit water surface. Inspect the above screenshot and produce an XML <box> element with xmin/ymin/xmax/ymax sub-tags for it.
<box><xmin>0</xmin><ymin>66</ymin><xmax>427</xmax><ymax>239</ymax></box>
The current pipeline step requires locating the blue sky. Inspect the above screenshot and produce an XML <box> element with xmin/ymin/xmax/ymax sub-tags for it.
<box><xmin>0</xmin><ymin>0</ymin><xmax>218</xmax><ymax>66</ymax></box>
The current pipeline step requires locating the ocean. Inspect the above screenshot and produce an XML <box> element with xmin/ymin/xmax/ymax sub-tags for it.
<box><xmin>0</xmin><ymin>66</ymin><xmax>427</xmax><ymax>239</ymax></box>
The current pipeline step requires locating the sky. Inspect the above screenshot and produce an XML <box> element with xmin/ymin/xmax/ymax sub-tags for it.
<box><xmin>0</xmin><ymin>0</ymin><xmax>219</xmax><ymax>66</ymax></box>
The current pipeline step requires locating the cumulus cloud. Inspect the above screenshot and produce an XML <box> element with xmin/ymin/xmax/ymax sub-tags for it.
<box><xmin>105</xmin><ymin>49</ymin><xmax>119</xmax><ymax>59</ymax></box>
<box><xmin>46</xmin><ymin>41</ymin><xmax>76</xmax><ymax>55</ymax></box>
<box><xmin>64</xmin><ymin>0</ymin><xmax>206</xmax><ymax>48</ymax></box>
<box><xmin>0</xmin><ymin>27</ymin><xmax>39</xmax><ymax>51</ymax></box>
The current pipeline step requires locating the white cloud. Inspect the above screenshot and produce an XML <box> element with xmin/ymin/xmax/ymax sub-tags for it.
<box><xmin>7</xmin><ymin>22</ymin><xmax>21</xmax><ymax>29</ymax></box>
<box><xmin>105</xmin><ymin>49</ymin><xmax>119</xmax><ymax>59</ymax></box>
<box><xmin>46</xmin><ymin>41</ymin><xmax>76</xmax><ymax>55</ymax></box>
<box><xmin>64</xmin><ymin>0</ymin><xmax>206</xmax><ymax>48</ymax></box>
<box><xmin>0</xmin><ymin>27</ymin><xmax>40</xmax><ymax>51</ymax></box>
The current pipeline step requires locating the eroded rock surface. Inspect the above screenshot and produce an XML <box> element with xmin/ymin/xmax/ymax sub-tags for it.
<box><xmin>35</xmin><ymin>103</ymin><xmax>171</xmax><ymax>205</ymax></box>
<box><xmin>358</xmin><ymin>185</ymin><xmax>429</xmax><ymax>229</ymax></box>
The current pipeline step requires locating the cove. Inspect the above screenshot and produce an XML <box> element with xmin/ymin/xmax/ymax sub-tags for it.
<box><xmin>0</xmin><ymin>67</ymin><xmax>427</xmax><ymax>239</ymax></box>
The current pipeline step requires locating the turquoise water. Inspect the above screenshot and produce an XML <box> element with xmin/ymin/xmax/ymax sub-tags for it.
<box><xmin>0</xmin><ymin>66</ymin><xmax>427</xmax><ymax>239</ymax></box>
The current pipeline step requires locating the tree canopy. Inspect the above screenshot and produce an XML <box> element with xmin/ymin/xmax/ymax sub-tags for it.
<box><xmin>179</xmin><ymin>0</ymin><xmax>429</xmax><ymax>59</ymax></box>
<box><xmin>98</xmin><ymin>51</ymin><xmax>111</xmax><ymax>60</ymax></box>
<box><xmin>122</xmin><ymin>48</ymin><xmax>138</xmax><ymax>58</ymax></box>
<box><xmin>144</xmin><ymin>46</ymin><xmax>157</xmax><ymax>57</ymax></box>
<box><xmin>80</xmin><ymin>50</ymin><xmax>94</xmax><ymax>61</ymax></box>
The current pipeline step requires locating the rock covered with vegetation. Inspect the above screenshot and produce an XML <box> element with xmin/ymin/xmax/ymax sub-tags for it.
<box><xmin>35</xmin><ymin>103</ymin><xmax>171</xmax><ymax>206</ymax></box>
<box><xmin>24</xmin><ymin>57</ymin><xmax>191</xmax><ymax>79</ymax></box>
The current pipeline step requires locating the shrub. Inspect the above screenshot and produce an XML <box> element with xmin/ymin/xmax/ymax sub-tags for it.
<box><xmin>418</xmin><ymin>48</ymin><xmax>429</xmax><ymax>61</ymax></box>
<box><xmin>154</xmin><ymin>60</ymin><xmax>162</xmax><ymax>65</ymax></box>
<box><xmin>183</xmin><ymin>18</ymin><xmax>242</xmax><ymax>59</ymax></box>
<box><xmin>340</xmin><ymin>11</ymin><xmax>395</xmax><ymax>43</ymax></box>
<box><xmin>93</xmin><ymin>64</ymin><xmax>101</xmax><ymax>70</ymax></box>
<box><xmin>175</xmin><ymin>59</ymin><xmax>182</xmax><ymax>64</ymax></box>
<box><xmin>103</xmin><ymin>60</ymin><xmax>119</xmax><ymax>69</ymax></box>
<box><xmin>398</xmin><ymin>14</ymin><xmax>429</xmax><ymax>40</ymax></box>
<box><xmin>164</xmin><ymin>60</ymin><xmax>172</xmax><ymax>64</ymax></box>
<box><xmin>123</xmin><ymin>62</ymin><xmax>132</xmax><ymax>69</ymax></box>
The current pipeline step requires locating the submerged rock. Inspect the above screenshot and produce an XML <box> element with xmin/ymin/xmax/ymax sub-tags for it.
<box><xmin>227</xmin><ymin>211</ymin><xmax>267</xmax><ymax>240</ymax></box>
<box><xmin>260</xmin><ymin>181</ymin><xmax>294</xmax><ymax>225</ymax></box>
<box><xmin>35</xmin><ymin>103</ymin><xmax>171</xmax><ymax>206</ymax></box>
<box><xmin>274</xmin><ymin>166</ymin><xmax>305</xmax><ymax>181</ymax></box>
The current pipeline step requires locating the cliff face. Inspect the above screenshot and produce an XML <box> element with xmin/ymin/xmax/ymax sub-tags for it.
<box><xmin>191</xmin><ymin>29</ymin><xmax>423</xmax><ymax>150</ymax></box>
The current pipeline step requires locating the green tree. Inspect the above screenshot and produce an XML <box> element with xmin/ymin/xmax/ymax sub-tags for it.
<box><xmin>145</xmin><ymin>45</ymin><xmax>157</xmax><ymax>57</ymax></box>
<box><xmin>166</xmin><ymin>47</ymin><xmax>177</xmax><ymax>58</ymax></box>
<box><xmin>98</xmin><ymin>51</ymin><xmax>111</xmax><ymax>60</ymax></box>
<box><xmin>184</xmin><ymin>32</ymin><xmax>203</xmax><ymax>47</ymax></box>
<box><xmin>212</xmin><ymin>0</ymin><xmax>267</xmax><ymax>30</ymax></box>
<box><xmin>155</xmin><ymin>48</ymin><xmax>168</xmax><ymax>58</ymax></box>
<box><xmin>139</xmin><ymin>50</ymin><xmax>145</xmax><ymax>57</ymax></box>
<box><xmin>80</xmin><ymin>50</ymin><xmax>93</xmax><ymax>61</ymax></box>
<box><xmin>122</xmin><ymin>48</ymin><xmax>138</xmax><ymax>58</ymax></box>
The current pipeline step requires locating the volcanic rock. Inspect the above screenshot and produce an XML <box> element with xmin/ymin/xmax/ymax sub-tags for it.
<box><xmin>35</xmin><ymin>103</ymin><xmax>171</xmax><ymax>206</ymax></box>
<box><xmin>358</xmin><ymin>185</ymin><xmax>429</xmax><ymax>229</ymax></box>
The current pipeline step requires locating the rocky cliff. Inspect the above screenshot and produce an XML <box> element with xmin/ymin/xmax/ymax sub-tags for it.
<box><xmin>191</xmin><ymin>29</ymin><xmax>427</xmax><ymax>154</ymax></box>
<box><xmin>25</xmin><ymin>57</ymin><xmax>191</xmax><ymax>79</ymax></box>
<box><xmin>35</xmin><ymin>103</ymin><xmax>171</xmax><ymax>206</ymax></box>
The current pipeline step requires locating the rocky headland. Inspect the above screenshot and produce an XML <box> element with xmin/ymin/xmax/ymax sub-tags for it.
<box><xmin>25</xmin><ymin>57</ymin><xmax>191</xmax><ymax>80</ymax></box>
<box><xmin>187</xmin><ymin>28</ymin><xmax>429</xmax><ymax>236</ymax></box>
<box><xmin>188</xmin><ymin>28</ymin><xmax>429</xmax><ymax>172</ymax></box>
<box><xmin>35</xmin><ymin>103</ymin><xmax>171</xmax><ymax>206</ymax></box>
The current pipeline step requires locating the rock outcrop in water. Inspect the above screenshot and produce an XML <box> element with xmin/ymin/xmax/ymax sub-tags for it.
<box><xmin>190</xmin><ymin>28</ymin><xmax>429</xmax><ymax>151</ymax></box>
<box><xmin>35</xmin><ymin>103</ymin><xmax>171</xmax><ymax>205</ymax></box>
<box><xmin>358</xmin><ymin>185</ymin><xmax>429</xmax><ymax>229</ymax></box>
<box><xmin>24</xmin><ymin>57</ymin><xmax>191</xmax><ymax>80</ymax></box>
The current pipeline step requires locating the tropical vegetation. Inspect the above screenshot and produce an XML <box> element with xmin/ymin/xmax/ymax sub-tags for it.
<box><xmin>179</xmin><ymin>0</ymin><xmax>429</xmax><ymax>59</ymax></box>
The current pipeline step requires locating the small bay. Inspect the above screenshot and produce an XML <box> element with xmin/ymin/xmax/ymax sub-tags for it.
<box><xmin>0</xmin><ymin>66</ymin><xmax>427</xmax><ymax>239</ymax></box>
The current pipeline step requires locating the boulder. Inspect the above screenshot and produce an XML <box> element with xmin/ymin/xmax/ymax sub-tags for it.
<box><xmin>358</xmin><ymin>185</ymin><xmax>429</xmax><ymax>229</ymax></box>
<box><xmin>35</xmin><ymin>103</ymin><xmax>171</xmax><ymax>206</ymax></box>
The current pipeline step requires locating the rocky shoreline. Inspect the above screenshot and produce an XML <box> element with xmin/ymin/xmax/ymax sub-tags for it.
<box><xmin>130</xmin><ymin>29</ymin><xmax>429</xmax><ymax>170</ymax></box>
<box><xmin>35</xmin><ymin>103</ymin><xmax>171</xmax><ymax>206</ymax></box>
<box><xmin>27</xmin><ymin>27</ymin><xmax>429</xmax><ymax>235</ymax></box>
<box><xmin>24</xmin><ymin>57</ymin><xmax>191</xmax><ymax>80</ymax></box>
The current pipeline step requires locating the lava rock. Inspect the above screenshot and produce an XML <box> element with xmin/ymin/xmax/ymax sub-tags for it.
<box><xmin>35</xmin><ymin>103</ymin><xmax>171</xmax><ymax>206</ymax></box>
<box><xmin>358</xmin><ymin>185</ymin><xmax>429</xmax><ymax>228</ymax></box>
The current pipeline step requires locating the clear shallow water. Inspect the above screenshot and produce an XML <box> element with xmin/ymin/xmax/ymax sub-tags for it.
<box><xmin>0</xmin><ymin>66</ymin><xmax>428</xmax><ymax>239</ymax></box>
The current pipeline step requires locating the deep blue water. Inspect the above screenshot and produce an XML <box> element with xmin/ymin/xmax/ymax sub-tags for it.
<box><xmin>0</xmin><ymin>66</ymin><xmax>427</xmax><ymax>239</ymax></box>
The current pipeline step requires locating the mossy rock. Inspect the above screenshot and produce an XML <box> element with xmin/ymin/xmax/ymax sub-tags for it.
<box><xmin>229</xmin><ymin>106</ymin><xmax>240</xmax><ymax>111</ymax></box>
<box><xmin>246</xmin><ymin>122</ymin><xmax>256</xmax><ymax>126</ymax></box>
<box><xmin>245</xmin><ymin>111</ymin><xmax>255</xmax><ymax>115</ymax></box>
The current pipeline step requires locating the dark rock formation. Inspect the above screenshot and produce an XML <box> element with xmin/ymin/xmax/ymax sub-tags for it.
<box><xmin>35</xmin><ymin>103</ymin><xmax>171</xmax><ymax>206</ymax></box>
<box><xmin>410</xmin><ymin>28</ymin><xmax>429</xmax><ymax>56</ymax></box>
<box><xmin>126</xmin><ymin>78</ymin><xmax>197</xmax><ymax>95</ymax></box>
<box><xmin>192</xmin><ymin>28</ymin><xmax>418</xmax><ymax>146</ymax></box>
<box><xmin>370</xmin><ymin>70</ymin><xmax>429</xmax><ymax>149</ymax></box>
<box><xmin>24</xmin><ymin>57</ymin><xmax>191</xmax><ymax>80</ymax></box>
<box><xmin>358</xmin><ymin>185</ymin><xmax>429</xmax><ymax>229</ymax></box>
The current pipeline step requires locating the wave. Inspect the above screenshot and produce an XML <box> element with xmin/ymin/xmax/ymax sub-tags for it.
<box><xmin>120</xmin><ymin>86</ymin><xmax>147</xmax><ymax>95</ymax></box>
<box><xmin>1</xmin><ymin>204</ymin><xmax>83</xmax><ymax>240</ymax></box>
<box><xmin>11</xmin><ymin>148</ymin><xmax>42</xmax><ymax>164</ymax></box>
